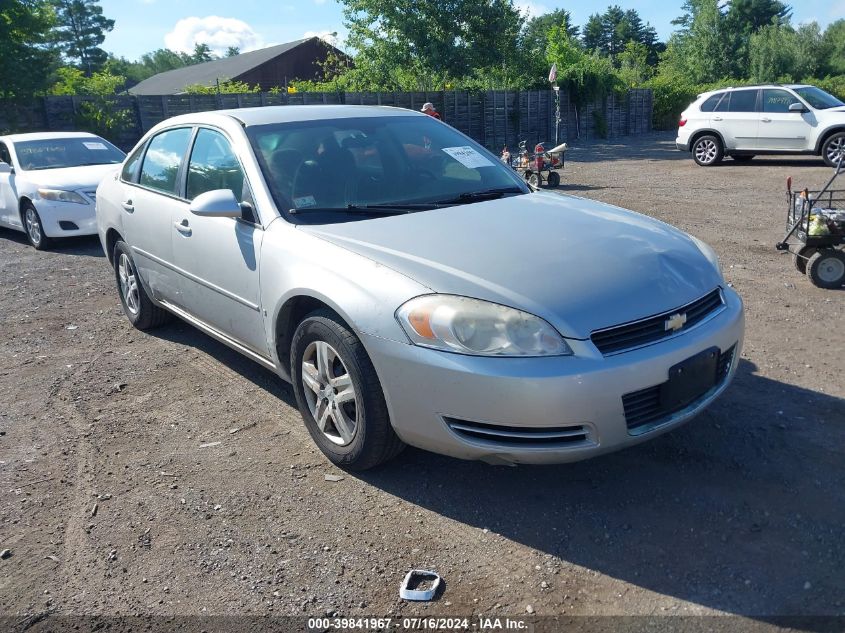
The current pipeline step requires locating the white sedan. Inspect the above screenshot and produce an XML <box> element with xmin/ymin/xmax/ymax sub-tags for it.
<box><xmin>0</xmin><ymin>132</ymin><xmax>125</xmax><ymax>249</ymax></box>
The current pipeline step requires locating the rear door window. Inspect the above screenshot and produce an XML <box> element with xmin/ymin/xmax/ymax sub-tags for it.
<box><xmin>728</xmin><ymin>90</ymin><xmax>758</xmax><ymax>113</ymax></box>
<box><xmin>700</xmin><ymin>93</ymin><xmax>725</xmax><ymax>112</ymax></box>
<box><xmin>139</xmin><ymin>127</ymin><xmax>193</xmax><ymax>195</ymax></box>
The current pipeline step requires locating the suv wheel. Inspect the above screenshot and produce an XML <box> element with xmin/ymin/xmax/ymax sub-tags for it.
<box><xmin>822</xmin><ymin>132</ymin><xmax>845</xmax><ymax>168</ymax></box>
<box><xmin>692</xmin><ymin>135</ymin><xmax>723</xmax><ymax>166</ymax></box>
<box><xmin>291</xmin><ymin>309</ymin><xmax>404</xmax><ymax>470</ymax></box>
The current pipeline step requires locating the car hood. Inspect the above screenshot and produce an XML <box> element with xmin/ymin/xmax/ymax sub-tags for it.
<box><xmin>298</xmin><ymin>192</ymin><xmax>723</xmax><ymax>339</ymax></box>
<box><xmin>18</xmin><ymin>164</ymin><xmax>120</xmax><ymax>191</ymax></box>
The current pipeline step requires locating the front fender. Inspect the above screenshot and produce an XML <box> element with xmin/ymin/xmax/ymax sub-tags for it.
<box><xmin>259</xmin><ymin>221</ymin><xmax>431</xmax><ymax>378</ymax></box>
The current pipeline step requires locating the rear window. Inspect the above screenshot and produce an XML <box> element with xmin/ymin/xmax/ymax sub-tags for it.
<box><xmin>700</xmin><ymin>93</ymin><xmax>725</xmax><ymax>112</ymax></box>
<box><xmin>728</xmin><ymin>90</ymin><xmax>758</xmax><ymax>113</ymax></box>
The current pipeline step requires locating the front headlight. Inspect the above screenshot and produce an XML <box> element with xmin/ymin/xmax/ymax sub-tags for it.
<box><xmin>689</xmin><ymin>235</ymin><xmax>723</xmax><ymax>279</ymax></box>
<box><xmin>37</xmin><ymin>188</ymin><xmax>88</xmax><ymax>205</ymax></box>
<box><xmin>396</xmin><ymin>295</ymin><xmax>572</xmax><ymax>357</ymax></box>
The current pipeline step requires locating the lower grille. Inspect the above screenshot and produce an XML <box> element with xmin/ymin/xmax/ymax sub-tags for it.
<box><xmin>623</xmin><ymin>344</ymin><xmax>736</xmax><ymax>433</ymax></box>
<box><xmin>444</xmin><ymin>417</ymin><xmax>593</xmax><ymax>447</ymax></box>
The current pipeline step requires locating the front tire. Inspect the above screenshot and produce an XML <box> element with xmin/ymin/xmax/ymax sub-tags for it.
<box><xmin>291</xmin><ymin>309</ymin><xmax>404</xmax><ymax>470</ymax></box>
<box><xmin>692</xmin><ymin>135</ymin><xmax>723</xmax><ymax>166</ymax></box>
<box><xmin>822</xmin><ymin>132</ymin><xmax>845</xmax><ymax>168</ymax></box>
<box><xmin>113</xmin><ymin>241</ymin><xmax>170</xmax><ymax>330</ymax></box>
<box><xmin>22</xmin><ymin>203</ymin><xmax>52</xmax><ymax>250</ymax></box>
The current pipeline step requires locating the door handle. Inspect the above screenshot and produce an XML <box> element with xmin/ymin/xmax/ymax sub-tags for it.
<box><xmin>121</xmin><ymin>200</ymin><xmax>134</xmax><ymax>212</ymax></box>
<box><xmin>173</xmin><ymin>219</ymin><xmax>192</xmax><ymax>236</ymax></box>
<box><xmin>761</xmin><ymin>117</ymin><xmax>772</xmax><ymax>123</ymax></box>
<box><xmin>712</xmin><ymin>116</ymin><xmax>723</xmax><ymax>121</ymax></box>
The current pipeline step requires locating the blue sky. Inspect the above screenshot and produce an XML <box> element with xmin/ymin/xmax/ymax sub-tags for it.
<box><xmin>100</xmin><ymin>0</ymin><xmax>844</xmax><ymax>61</ymax></box>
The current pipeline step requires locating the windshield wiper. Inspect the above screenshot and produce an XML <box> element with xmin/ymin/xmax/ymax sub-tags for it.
<box><xmin>289</xmin><ymin>203</ymin><xmax>436</xmax><ymax>216</ymax></box>
<box><xmin>434</xmin><ymin>187</ymin><xmax>526</xmax><ymax>205</ymax></box>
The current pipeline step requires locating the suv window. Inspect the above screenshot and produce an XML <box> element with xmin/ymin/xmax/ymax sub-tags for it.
<box><xmin>700</xmin><ymin>93</ymin><xmax>725</xmax><ymax>112</ymax></box>
<box><xmin>187</xmin><ymin>128</ymin><xmax>246</xmax><ymax>201</ymax></box>
<box><xmin>0</xmin><ymin>142</ymin><xmax>11</xmax><ymax>165</ymax></box>
<box><xmin>139</xmin><ymin>127</ymin><xmax>192</xmax><ymax>195</ymax></box>
<box><xmin>762</xmin><ymin>89</ymin><xmax>800</xmax><ymax>113</ymax></box>
<box><xmin>728</xmin><ymin>90</ymin><xmax>758</xmax><ymax>113</ymax></box>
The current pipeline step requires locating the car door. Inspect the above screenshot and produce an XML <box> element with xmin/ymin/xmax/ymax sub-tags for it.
<box><xmin>170</xmin><ymin>127</ymin><xmax>268</xmax><ymax>357</ymax></box>
<box><xmin>757</xmin><ymin>89</ymin><xmax>812</xmax><ymax>150</ymax></box>
<box><xmin>0</xmin><ymin>141</ymin><xmax>18</xmax><ymax>228</ymax></box>
<box><xmin>123</xmin><ymin>126</ymin><xmax>194</xmax><ymax>304</ymax></box>
<box><xmin>712</xmin><ymin>89</ymin><xmax>759</xmax><ymax>151</ymax></box>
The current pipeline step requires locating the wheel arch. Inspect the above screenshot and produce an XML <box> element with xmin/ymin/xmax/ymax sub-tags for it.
<box><xmin>815</xmin><ymin>127</ymin><xmax>845</xmax><ymax>154</ymax></box>
<box><xmin>104</xmin><ymin>227</ymin><xmax>124</xmax><ymax>265</ymax></box>
<box><xmin>273</xmin><ymin>293</ymin><xmax>348</xmax><ymax>379</ymax></box>
<box><xmin>689</xmin><ymin>129</ymin><xmax>726</xmax><ymax>151</ymax></box>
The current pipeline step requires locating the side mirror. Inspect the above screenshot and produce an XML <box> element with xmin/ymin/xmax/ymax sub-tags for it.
<box><xmin>788</xmin><ymin>102</ymin><xmax>807</xmax><ymax>113</ymax></box>
<box><xmin>189</xmin><ymin>189</ymin><xmax>243</xmax><ymax>218</ymax></box>
<box><xmin>0</xmin><ymin>162</ymin><xmax>12</xmax><ymax>174</ymax></box>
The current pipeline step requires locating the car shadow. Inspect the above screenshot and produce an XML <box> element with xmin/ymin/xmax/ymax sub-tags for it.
<box><xmin>132</xmin><ymin>317</ymin><xmax>845</xmax><ymax>622</ymax></box>
<box><xmin>356</xmin><ymin>359</ymin><xmax>845</xmax><ymax>622</ymax></box>
<box><xmin>0</xmin><ymin>229</ymin><xmax>105</xmax><ymax>257</ymax></box>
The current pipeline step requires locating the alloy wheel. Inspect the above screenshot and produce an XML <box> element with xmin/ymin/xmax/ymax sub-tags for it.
<box><xmin>117</xmin><ymin>253</ymin><xmax>140</xmax><ymax>315</ymax></box>
<box><xmin>695</xmin><ymin>139</ymin><xmax>718</xmax><ymax>165</ymax></box>
<box><xmin>301</xmin><ymin>340</ymin><xmax>359</xmax><ymax>446</ymax></box>
<box><xmin>826</xmin><ymin>137</ymin><xmax>845</xmax><ymax>167</ymax></box>
<box><xmin>24</xmin><ymin>208</ymin><xmax>42</xmax><ymax>246</ymax></box>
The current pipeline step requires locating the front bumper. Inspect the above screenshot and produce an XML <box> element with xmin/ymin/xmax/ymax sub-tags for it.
<box><xmin>34</xmin><ymin>200</ymin><xmax>98</xmax><ymax>238</ymax></box>
<box><xmin>363</xmin><ymin>287</ymin><xmax>744</xmax><ymax>465</ymax></box>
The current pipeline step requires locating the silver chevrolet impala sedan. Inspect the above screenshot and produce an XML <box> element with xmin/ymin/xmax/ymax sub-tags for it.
<box><xmin>96</xmin><ymin>105</ymin><xmax>744</xmax><ymax>470</ymax></box>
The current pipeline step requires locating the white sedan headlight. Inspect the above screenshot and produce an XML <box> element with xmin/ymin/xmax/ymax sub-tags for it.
<box><xmin>396</xmin><ymin>295</ymin><xmax>572</xmax><ymax>357</ymax></box>
<box><xmin>37</xmin><ymin>188</ymin><xmax>88</xmax><ymax>205</ymax></box>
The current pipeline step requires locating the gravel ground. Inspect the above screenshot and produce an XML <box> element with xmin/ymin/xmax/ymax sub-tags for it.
<box><xmin>0</xmin><ymin>132</ymin><xmax>843</xmax><ymax>630</ymax></box>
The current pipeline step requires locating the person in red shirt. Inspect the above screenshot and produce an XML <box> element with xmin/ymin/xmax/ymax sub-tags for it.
<box><xmin>421</xmin><ymin>102</ymin><xmax>441</xmax><ymax>120</ymax></box>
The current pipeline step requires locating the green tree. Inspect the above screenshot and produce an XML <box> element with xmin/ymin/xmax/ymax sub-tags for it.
<box><xmin>49</xmin><ymin>0</ymin><xmax>114</xmax><ymax>74</ymax></box>
<box><xmin>0</xmin><ymin>0</ymin><xmax>59</xmax><ymax>98</ymax></box>
<box><xmin>748</xmin><ymin>23</ymin><xmax>797</xmax><ymax>81</ymax></box>
<box><xmin>664</xmin><ymin>0</ymin><xmax>732</xmax><ymax>83</ymax></box>
<box><xmin>546</xmin><ymin>25</ymin><xmax>618</xmax><ymax>104</ymax></box>
<box><xmin>821</xmin><ymin>20</ymin><xmax>845</xmax><ymax>76</ymax></box>
<box><xmin>522</xmin><ymin>9</ymin><xmax>578</xmax><ymax>81</ymax></box>
<box><xmin>581</xmin><ymin>6</ymin><xmax>661</xmax><ymax>67</ymax></box>
<box><xmin>340</xmin><ymin>0</ymin><xmax>523</xmax><ymax>86</ymax></box>
<box><xmin>226</xmin><ymin>46</ymin><xmax>241</xmax><ymax>57</ymax></box>
<box><xmin>191</xmin><ymin>43</ymin><xmax>214</xmax><ymax>64</ymax></box>
<box><xmin>794</xmin><ymin>22</ymin><xmax>824</xmax><ymax>78</ymax></box>
<box><xmin>724</xmin><ymin>0</ymin><xmax>791</xmax><ymax>75</ymax></box>
<box><xmin>48</xmin><ymin>66</ymin><xmax>131</xmax><ymax>140</ymax></box>
<box><xmin>617</xmin><ymin>40</ymin><xmax>652</xmax><ymax>87</ymax></box>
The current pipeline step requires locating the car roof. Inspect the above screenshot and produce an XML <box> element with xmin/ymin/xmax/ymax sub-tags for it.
<box><xmin>0</xmin><ymin>131</ymin><xmax>102</xmax><ymax>143</ymax></box>
<box><xmin>157</xmin><ymin>105</ymin><xmax>427</xmax><ymax>129</ymax></box>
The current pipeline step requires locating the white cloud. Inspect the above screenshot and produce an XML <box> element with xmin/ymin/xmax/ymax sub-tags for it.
<box><xmin>514</xmin><ymin>1</ymin><xmax>549</xmax><ymax>19</ymax></box>
<box><xmin>164</xmin><ymin>16</ymin><xmax>265</xmax><ymax>57</ymax></box>
<box><xmin>303</xmin><ymin>29</ymin><xmax>345</xmax><ymax>49</ymax></box>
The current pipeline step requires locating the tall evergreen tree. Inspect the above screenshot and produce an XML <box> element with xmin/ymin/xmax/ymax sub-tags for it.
<box><xmin>49</xmin><ymin>0</ymin><xmax>114</xmax><ymax>74</ymax></box>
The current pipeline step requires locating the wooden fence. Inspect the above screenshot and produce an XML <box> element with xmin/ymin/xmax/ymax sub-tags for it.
<box><xmin>0</xmin><ymin>89</ymin><xmax>652</xmax><ymax>152</ymax></box>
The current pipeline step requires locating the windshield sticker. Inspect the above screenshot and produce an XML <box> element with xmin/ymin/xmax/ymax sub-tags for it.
<box><xmin>83</xmin><ymin>142</ymin><xmax>109</xmax><ymax>150</ymax></box>
<box><xmin>293</xmin><ymin>195</ymin><xmax>317</xmax><ymax>208</ymax></box>
<box><xmin>442</xmin><ymin>146</ymin><xmax>494</xmax><ymax>169</ymax></box>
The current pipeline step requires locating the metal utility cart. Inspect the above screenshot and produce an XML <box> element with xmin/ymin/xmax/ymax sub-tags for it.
<box><xmin>776</xmin><ymin>160</ymin><xmax>845</xmax><ymax>289</ymax></box>
<box><xmin>503</xmin><ymin>140</ymin><xmax>566</xmax><ymax>188</ymax></box>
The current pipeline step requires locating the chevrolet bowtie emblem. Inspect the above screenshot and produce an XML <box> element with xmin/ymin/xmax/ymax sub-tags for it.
<box><xmin>665</xmin><ymin>312</ymin><xmax>687</xmax><ymax>332</ymax></box>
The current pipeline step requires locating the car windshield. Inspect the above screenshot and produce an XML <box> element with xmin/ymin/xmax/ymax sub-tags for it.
<box><xmin>793</xmin><ymin>86</ymin><xmax>844</xmax><ymax>110</ymax></box>
<box><xmin>14</xmin><ymin>137</ymin><xmax>125</xmax><ymax>171</ymax></box>
<box><xmin>246</xmin><ymin>115</ymin><xmax>528</xmax><ymax>222</ymax></box>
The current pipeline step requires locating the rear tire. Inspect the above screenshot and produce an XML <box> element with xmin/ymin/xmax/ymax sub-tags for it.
<box><xmin>692</xmin><ymin>135</ymin><xmax>723</xmax><ymax>166</ymax></box>
<box><xmin>822</xmin><ymin>132</ymin><xmax>845</xmax><ymax>168</ymax></box>
<box><xmin>806</xmin><ymin>249</ymin><xmax>845</xmax><ymax>289</ymax></box>
<box><xmin>547</xmin><ymin>171</ymin><xmax>560</xmax><ymax>187</ymax></box>
<box><xmin>793</xmin><ymin>246</ymin><xmax>816</xmax><ymax>274</ymax></box>
<box><xmin>22</xmin><ymin>203</ymin><xmax>52</xmax><ymax>250</ymax></box>
<box><xmin>113</xmin><ymin>241</ymin><xmax>170</xmax><ymax>330</ymax></box>
<box><xmin>291</xmin><ymin>309</ymin><xmax>404</xmax><ymax>470</ymax></box>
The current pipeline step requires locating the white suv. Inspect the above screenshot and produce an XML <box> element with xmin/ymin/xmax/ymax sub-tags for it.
<box><xmin>676</xmin><ymin>85</ymin><xmax>845</xmax><ymax>167</ymax></box>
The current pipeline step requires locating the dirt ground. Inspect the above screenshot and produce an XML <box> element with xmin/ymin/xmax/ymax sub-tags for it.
<box><xmin>0</xmin><ymin>133</ymin><xmax>843</xmax><ymax>630</ymax></box>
